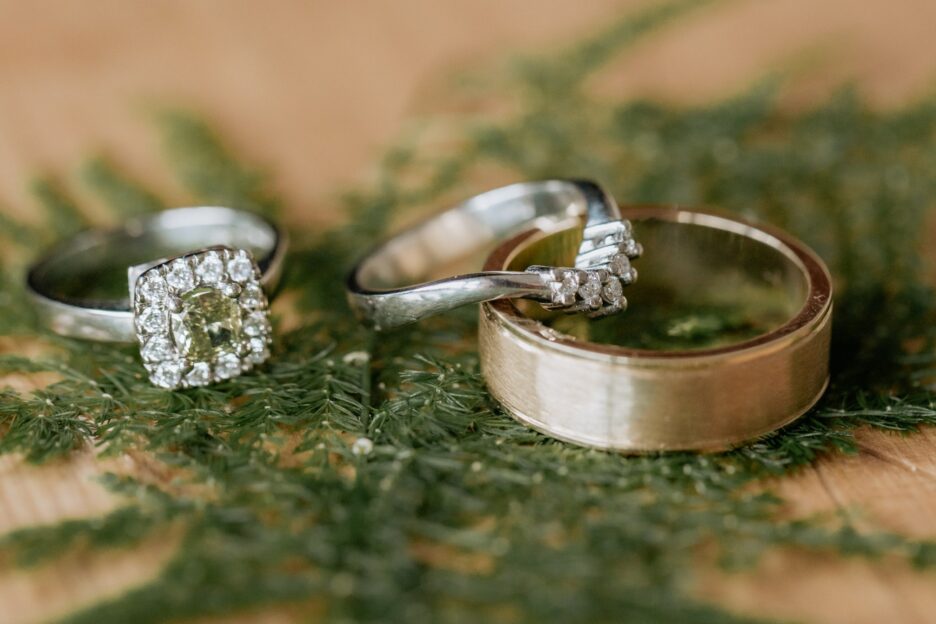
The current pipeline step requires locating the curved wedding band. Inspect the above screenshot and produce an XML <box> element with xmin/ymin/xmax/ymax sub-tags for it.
<box><xmin>479</xmin><ymin>206</ymin><xmax>833</xmax><ymax>452</ymax></box>
<box><xmin>27</xmin><ymin>207</ymin><xmax>287</xmax><ymax>388</ymax></box>
<box><xmin>346</xmin><ymin>180</ymin><xmax>642</xmax><ymax>330</ymax></box>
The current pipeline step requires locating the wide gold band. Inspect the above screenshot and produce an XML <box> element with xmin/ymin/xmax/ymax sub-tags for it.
<box><xmin>479</xmin><ymin>206</ymin><xmax>833</xmax><ymax>452</ymax></box>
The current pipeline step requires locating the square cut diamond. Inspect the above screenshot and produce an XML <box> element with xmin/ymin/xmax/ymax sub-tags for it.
<box><xmin>132</xmin><ymin>247</ymin><xmax>272</xmax><ymax>389</ymax></box>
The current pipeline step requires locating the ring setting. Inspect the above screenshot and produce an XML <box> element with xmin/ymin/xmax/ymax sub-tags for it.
<box><xmin>528</xmin><ymin>218</ymin><xmax>642</xmax><ymax>316</ymax></box>
<box><xmin>132</xmin><ymin>247</ymin><xmax>272</xmax><ymax>389</ymax></box>
<box><xmin>528</xmin><ymin>262</ymin><xmax>636</xmax><ymax>316</ymax></box>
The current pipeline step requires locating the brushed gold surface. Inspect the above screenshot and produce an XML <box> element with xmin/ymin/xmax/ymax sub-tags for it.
<box><xmin>479</xmin><ymin>207</ymin><xmax>833</xmax><ymax>452</ymax></box>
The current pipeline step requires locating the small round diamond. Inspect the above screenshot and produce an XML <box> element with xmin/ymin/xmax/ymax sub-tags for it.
<box><xmin>141</xmin><ymin>336</ymin><xmax>175</xmax><ymax>362</ymax></box>
<box><xmin>227</xmin><ymin>253</ymin><xmax>254</xmax><ymax>283</ymax></box>
<box><xmin>620</xmin><ymin>239</ymin><xmax>642</xmax><ymax>258</ymax></box>
<box><xmin>622</xmin><ymin>267</ymin><xmax>638</xmax><ymax>284</ymax></box>
<box><xmin>578</xmin><ymin>272</ymin><xmax>602</xmax><ymax>300</ymax></box>
<box><xmin>166</xmin><ymin>259</ymin><xmax>195</xmax><ymax>292</ymax></box>
<box><xmin>608</xmin><ymin>254</ymin><xmax>631</xmax><ymax>277</ymax></box>
<box><xmin>550</xmin><ymin>289</ymin><xmax>575</xmax><ymax>306</ymax></box>
<box><xmin>246</xmin><ymin>337</ymin><xmax>270</xmax><ymax>364</ymax></box>
<box><xmin>558</xmin><ymin>272</ymin><xmax>579</xmax><ymax>295</ymax></box>
<box><xmin>151</xmin><ymin>361</ymin><xmax>183</xmax><ymax>389</ymax></box>
<box><xmin>601</xmin><ymin>277</ymin><xmax>623</xmax><ymax>303</ymax></box>
<box><xmin>137</xmin><ymin>306</ymin><xmax>168</xmax><ymax>334</ymax></box>
<box><xmin>137</xmin><ymin>273</ymin><xmax>168</xmax><ymax>303</ymax></box>
<box><xmin>220</xmin><ymin>282</ymin><xmax>241</xmax><ymax>298</ymax></box>
<box><xmin>195</xmin><ymin>253</ymin><xmax>224</xmax><ymax>286</ymax></box>
<box><xmin>239</xmin><ymin>284</ymin><xmax>265</xmax><ymax>309</ymax></box>
<box><xmin>550</xmin><ymin>271</ymin><xmax>579</xmax><ymax>305</ymax></box>
<box><xmin>244</xmin><ymin>311</ymin><xmax>270</xmax><ymax>337</ymax></box>
<box><xmin>214</xmin><ymin>352</ymin><xmax>242</xmax><ymax>380</ymax></box>
<box><xmin>185</xmin><ymin>362</ymin><xmax>212</xmax><ymax>387</ymax></box>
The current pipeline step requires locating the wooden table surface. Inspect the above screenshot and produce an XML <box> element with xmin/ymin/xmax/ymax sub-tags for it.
<box><xmin>1</xmin><ymin>1</ymin><xmax>936</xmax><ymax>622</ymax></box>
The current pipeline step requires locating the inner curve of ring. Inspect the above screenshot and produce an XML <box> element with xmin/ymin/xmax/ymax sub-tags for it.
<box><xmin>487</xmin><ymin>208</ymin><xmax>832</xmax><ymax>359</ymax></box>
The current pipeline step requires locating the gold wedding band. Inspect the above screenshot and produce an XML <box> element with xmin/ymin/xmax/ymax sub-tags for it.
<box><xmin>479</xmin><ymin>206</ymin><xmax>833</xmax><ymax>452</ymax></box>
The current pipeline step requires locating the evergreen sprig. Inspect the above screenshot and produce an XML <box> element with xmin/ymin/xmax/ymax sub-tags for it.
<box><xmin>1</xmin><ymin>1</ymin><xmax>935</xmax><ymax>622</ymax></box>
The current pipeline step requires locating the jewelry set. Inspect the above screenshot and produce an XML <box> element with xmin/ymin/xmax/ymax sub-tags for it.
<box><xmin>27</xmin><ymin>179</ymin><xmax>832</xmax><ymax>451</ymax></box>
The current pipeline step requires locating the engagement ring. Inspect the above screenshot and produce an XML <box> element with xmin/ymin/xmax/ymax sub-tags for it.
<box><xmin>26</xmin><ymin>207</ymin><xmax>286</xmax><ymax>389</ymax></box>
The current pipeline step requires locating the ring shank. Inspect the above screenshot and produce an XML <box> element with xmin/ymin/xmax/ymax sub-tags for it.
<box><xmin>346</xmin><ymin>180</ymin><xmax>619</xmax><ymax>329</ymax></box>
<box><xmin>480</xmin><ymin>206</ymin><xmax>833</xmax><ymax>452</ymax></box>
<box><xmin>26</xmin><ymin>207</ymin><xmax>286</xmax><ymax>342</ymax></box>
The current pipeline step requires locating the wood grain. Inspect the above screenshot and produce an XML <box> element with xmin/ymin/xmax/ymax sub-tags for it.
<box><xmin>697</xmin><ymin>430</ymin><xmax>936</xmax><ymax>624</ymax></box>
<box><xmin>0</xmin><ymin>1</ymin><xmax>934</xmax><ymax>622</ymax></box>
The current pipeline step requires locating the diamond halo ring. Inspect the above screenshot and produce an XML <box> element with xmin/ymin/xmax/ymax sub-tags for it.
<box><xmin>26</xmin><ymin>207</ymin><xmax>286</xmax><ymax>389</ymax></box>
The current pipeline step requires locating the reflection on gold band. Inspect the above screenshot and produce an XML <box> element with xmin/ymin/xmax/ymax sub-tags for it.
<box><xmin>479</xmin><ymin>206</ymin><xmax>833</xmax><ymax>452</ymax></box>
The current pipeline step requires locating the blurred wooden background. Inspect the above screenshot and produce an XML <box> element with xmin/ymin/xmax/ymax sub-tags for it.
<box><xmin>1</xmin><ymin>1</ymin><xmax>936</xmax><ymax>622</ymax></box>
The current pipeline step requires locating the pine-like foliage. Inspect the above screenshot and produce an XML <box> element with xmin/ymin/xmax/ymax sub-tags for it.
<box><xmin>2</xmin><ymin>2</ymin><xmax>936</xmax><ymax>622</ymax></box>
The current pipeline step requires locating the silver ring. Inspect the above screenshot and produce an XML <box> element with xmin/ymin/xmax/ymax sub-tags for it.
<box><xmin>346</xmin><ymin>180</ymin><xmax>642</xmax><ymax>330</ymax></box>
<box><xmin>26</xmin><ymin>206</ymin><xmax>287</xmax><ymax>389</ymax></box>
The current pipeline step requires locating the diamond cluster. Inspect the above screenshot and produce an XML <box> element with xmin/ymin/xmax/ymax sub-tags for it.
<box><xmin>531</xmin><ymin>263</ymin><xmax>636</xmax><ymax>317</ymax></box>
<box><xmin>132</xmin><ymin>247</ymin><xmax>272</xmax><ymax>389</ymax></box>
<box><xmin>527</xmin><ymin>218</ymin><xmax>642</xmax><ymax>318</ymax></box>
